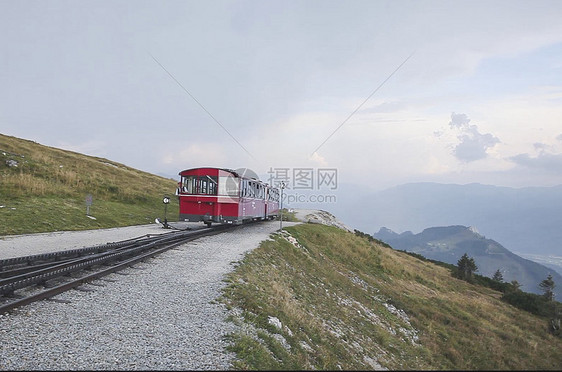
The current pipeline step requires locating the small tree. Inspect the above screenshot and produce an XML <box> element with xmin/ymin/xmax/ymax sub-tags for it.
<box><xmin>551</xmin><ymin>305</ymin><xmax>561</xmax><ymax>337</ymax></box>
<box><xmin>539</xmin><ymin>274</ymin><xmax>556</xmax><ymax>302</ymax></box>
<box><xmin>510</xmin><ymin>280</ymin><xmax>521</xmax><ymax>292</ymax></box>
<box><xmin>456</xmin><ymin>253</ymin><xmax>478</xmax><ymax>282</ymax></box>
<box><xmin>493</xmin><ymin>269</ymin><xmax>504</xmax><ymax>283</ymax></box>
<box><xmin>538</xmin><ymin>274</ymin><xmax>561</xmax><ymax>337</ymax></box>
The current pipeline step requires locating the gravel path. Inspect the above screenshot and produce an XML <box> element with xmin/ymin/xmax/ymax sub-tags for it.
<box><xmin>0</xmin><ymin>223</ymin><xmax>192</xmax><ymax>260</ymax></box>
<box><xmin>0</xmin><ymin>220</ymin><xmax>298</xmax><ymax>370</ymax></box>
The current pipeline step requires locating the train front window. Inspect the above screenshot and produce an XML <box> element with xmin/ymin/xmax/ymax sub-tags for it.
<box><xmin>182</xmin><ymin>176</ymin><xmax>197</xmax><ymax>194</ymax></box>
<box><xmin>181</xmin><ymin>175</ymin><xmax>217</xmax><ymax>195</ymax></box>
<box><xmin>200</xmin><ymin>176</ymin><xmax>218</xmax><ymax>195</ymax></box>
<box><xmin>209</xmin><ymin>176</ymin><xmax>218</xmax><ymax>195</ymax></box>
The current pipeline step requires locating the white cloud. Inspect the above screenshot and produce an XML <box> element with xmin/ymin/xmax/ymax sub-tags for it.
<box><xmin>309</xmin><ymin>152</ymin><xmax>328</xmax><ymax>167</ymax></box>
<box><xmin>448</xmin><ymin>113</ymin><xmax>471</xmax><ymax>129</ymax></box>
<box><xmin>161</xmin><ymin>142</ymin><xmax>228</xmax><ymax>169</ymax></box>
<box><xmin>446</xmin><ymin>112</ymin><xmax>500</xmax><ymax>163</ymax></box>
<box><xmin>470</xmin><ymin>88</ymin><xmax>562</xmax><ymax>157</ymax></box>
<box><xmin>509</xmin><ymin>152</ymin><xmax>562</xmax><ymax>172</ymax></box>
<box><xmin>454</xmin><ymin>127</ymin><xmax>501</xmax><ymax>163</ymax></box>
<box><xmin>4</xmin><ymin>1</ymin><xmax>562</xmax><ymax>190</ymax></box>
<box><xmin>509</xmin><ymin>135</ymin><xmax>562</xmax><ymax>172</ymax></box>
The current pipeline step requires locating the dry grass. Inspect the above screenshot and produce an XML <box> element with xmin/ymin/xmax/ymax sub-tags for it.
<box><xmin>220</xmin><ymin>223</ymin><xmax>562</xmax><ymax>370</ymax></box>
<box><xmin>1</xmin><ymin>134</ymin><xmax>178</xmax><ymax>235</ymax></box>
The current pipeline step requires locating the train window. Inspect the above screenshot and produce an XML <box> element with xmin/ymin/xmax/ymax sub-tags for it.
<box><xmin>270</xmin><ymin>188</ymin><xmax>279</xmax><ymax>201</ymax></box>
<box><xmin>199</xmin><ymin>176</ymin><xmax>217</xmax><ymax>195</ymax></box>
<box><xmin>200</xmin><ymin>178</ymin><xmax>208</xmax><ymax>194</ymax></box>
<box><xmin>182</xmin><ymin>176</ymin><xmax>197</xmax><ymax>194</ymax></box>
<box><xmin>218</xmin><ymin>176</ymin><xmax>239</xmax><ymax>196</ymax></box>
<box><xmin>181</xmin><ymin>175</ymin><xmax>217</xmax><ymax>195</ymax></box>
<box><xmin>207</xmin><ymin>176</ymin><xmax>218</xmax><ymax>195</ymax></box>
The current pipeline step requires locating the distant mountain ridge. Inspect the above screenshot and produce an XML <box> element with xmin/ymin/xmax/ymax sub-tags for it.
<box><xmin>373</xmin><ymin>225</ymin><xmax>562</xmax><ymax>299</ymax></box>
<box><xmin>332</xmin><ymin>182</ymin><xmax>562</xmax><ymax>257</ymax></box>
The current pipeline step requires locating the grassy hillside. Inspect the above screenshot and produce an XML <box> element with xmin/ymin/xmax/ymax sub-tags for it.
<box><xmin>0</xmin><ymin>134</ymin><xmax>179</xmax><ymax>235</ymax></box>
<box><xmin>220</xmin><ymin>223</ymin><xmax>562</xmax><ymax>370</ymax></box>
<box><xmin>374</xmin><ymin>225</ymin><xmax>562</xmax><ymax>299</ymax></box>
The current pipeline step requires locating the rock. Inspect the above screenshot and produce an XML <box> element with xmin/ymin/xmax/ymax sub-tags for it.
<box><xmin>6</xmin><ymin>159</ymin><xmax>18</xmax><ymax>168</ymax></box>
<box><xmin>267</xmin><ymin>316</ymin><xmax>282</xmax><ymax>330</ymax></box>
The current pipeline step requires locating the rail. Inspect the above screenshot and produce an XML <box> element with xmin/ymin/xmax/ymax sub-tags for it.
<box><xmin>0</xmin><ymin>224</ymin><xmax>233</xmax><ymax>314</ymax></box>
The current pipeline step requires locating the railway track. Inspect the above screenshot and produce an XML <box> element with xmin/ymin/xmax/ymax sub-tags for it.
<box><xmin>0</xmin><ymin>224</ymin><xmax>233</xmax><ymax>314</ymax></box>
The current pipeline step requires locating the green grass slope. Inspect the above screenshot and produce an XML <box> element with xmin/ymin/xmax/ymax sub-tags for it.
<box><xmin>220</xmin><ymin>223</ymin><xmax>562</xmax><ymax>370</ymax></box>
<box><xmin>0</xmin><ymin>134</ymin><xmax>178</xmax><ymax>235</ymax></box>
<box><xmin>374</xmin><ymin>225</ymin><xmax>562</xmax><ymax>299</ymax></box>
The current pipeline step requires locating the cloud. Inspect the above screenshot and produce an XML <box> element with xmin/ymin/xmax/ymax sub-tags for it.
<box><xmin>161</xmin><ymin>142</ymin><xmax>227</xmax><ymax>168</ymax></box>
<box><xmin>309</xmin><ymin>151</ymin><xmax>328</xmax><ymax>167</ymax></box>
<box><xmin>448</xmin><ymin>112</ymin><xmax>471</xmax><ymax>129</ymax></box>
<box><xmin>509</xmin><ymin>145</ymin><xmax>562</xmax><ymax>172</ymax></box>
<box><xmin>509</xmin><ymin>152</ymin><xmax>562</xmax><ymax>171</ymax></box>
<box><xmin>448</xmin><ymin>112</ymin><xmax>500</xmax><ymax>163</ymax></box>
<box><xmin>534</xmin><ymin>142</ymin><xmax>547</xmax><ymax>151</ymax></box>
<box><xmin>454</xmin><ymin>128</ymin><xmax>500</xmax><ymax>162</ymax></box>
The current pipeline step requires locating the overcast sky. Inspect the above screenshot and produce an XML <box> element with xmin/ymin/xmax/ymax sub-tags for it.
<box><xmin>2</xmin><ymin>0</ymin><xmax>562</xmax><ymax>192</ymax></box>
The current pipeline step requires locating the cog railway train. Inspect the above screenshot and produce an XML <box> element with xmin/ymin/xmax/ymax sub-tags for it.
<box><xmin>176</xmin><ymin>167</ymin><xmax>280</xmax><ymax>226</ymax></box>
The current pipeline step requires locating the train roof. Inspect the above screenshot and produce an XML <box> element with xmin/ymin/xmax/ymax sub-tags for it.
<box><xmin>178</xmin><ymin>167</ymin><xmax>261</xmax><ymax>181</ymax></box>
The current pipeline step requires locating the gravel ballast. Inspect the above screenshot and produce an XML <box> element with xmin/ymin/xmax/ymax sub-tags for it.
<box><xmin>0</xmin><ymin>223</ymin><xmax>179</xmax><ymax>260</ymax></box>
<box><xmin>0</xmin><ymin>220</ymin><xmax>297</xmax><ymax>370</ymax></box>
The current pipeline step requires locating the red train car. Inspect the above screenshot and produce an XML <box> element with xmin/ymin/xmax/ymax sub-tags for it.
<box><xmin>176</xmin><ymin>167</ymin><xmax>280</xmax><ymax>226</ymax></box>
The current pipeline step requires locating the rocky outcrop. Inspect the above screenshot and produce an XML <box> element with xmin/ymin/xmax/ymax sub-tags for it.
<box><xmin>293</xmin><ymin>209</ymin><xmax>353</xmax><ymax>232</ymax></box>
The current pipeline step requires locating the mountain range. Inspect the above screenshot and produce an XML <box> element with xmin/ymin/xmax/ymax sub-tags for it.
<box><xmin>373</xmin><ymin>225</ymin><xmax>562</xmax><ymax>299</ymax></box>
<box><xmin>328</xmin><ymin>182</ymin><xmax>562</xmax><ymax>258</ymax></box>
